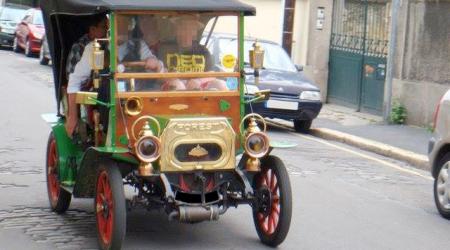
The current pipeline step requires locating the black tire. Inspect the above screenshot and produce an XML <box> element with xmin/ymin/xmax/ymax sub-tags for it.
<box><xmin>434</xmin><ymin>152</ymin><xmax>450</xmax><ymax>219</ymax></box>
<box><xmin>25</xmin><ymin>39</ymin><xmax>34</xmax><ymax>57</ymax></box>
<box><xmin>13</xmin><ymin>37</ymin><xmax>21</xmax><ymax>53</ymax></box>
<box><xmin>46</xmin><ymin>132</ymin><xmax>72</xmax><ymax>213</ymax></box>
<box><xmin>293</xmin><ymin>119</ymin><xmax>312</xmax><ymax>133</ymax></box>
<box><xmin>95</xmin><ymin>162</ymin><xmax>126</xmax><ymax>250</ymax></box>
<box><xmin>39</xmin><ymin>44</ymin><xmax>49</xmax><ymax>65</ymax></box>
<box><xmin>253</xmin><ymin>155</ymin><xmax>292</xmax><ymax>247</ymax></box>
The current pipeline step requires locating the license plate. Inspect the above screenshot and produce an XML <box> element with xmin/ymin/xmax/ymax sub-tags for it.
<box><xmin>266</xmin><ymin>100</ymin><xmax>298</xmax><ymax>110</ymax></box>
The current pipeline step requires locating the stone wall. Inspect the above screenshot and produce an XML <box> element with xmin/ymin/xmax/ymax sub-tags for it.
<box><xmin>303</xmin><ymin>0</ymin><xmax>334</xmax><ymax>101</ymax></box>
<box><xmin>393</xmin><ymin>0</ymin><xmax>450</xmax><ymax>126</ymax></box>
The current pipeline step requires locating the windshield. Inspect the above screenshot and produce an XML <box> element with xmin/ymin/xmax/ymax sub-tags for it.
<box><xmin>115</xmin><ymin>13</ymin><xmax>239</xmax><ymax>93</ymax></box>
<box><xmin>33</xmin><ymin>11</ymin><xmax>43</xmax><ymax>25</ymax></box>
<box><xmin>216</xmin><ymin>39</ymin><xmax>297</xmax><ymax>72</ymax></box>
<box><xmin>0</xmin><ymin>7</ymin><xmax>26</xmax><ymax>22</ymax></box>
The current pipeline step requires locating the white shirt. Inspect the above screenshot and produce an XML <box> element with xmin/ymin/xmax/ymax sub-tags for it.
<box><xmin>67</xmin><ymin>40</ymin><xmax>159</xmax><ymax>94</ymax></box>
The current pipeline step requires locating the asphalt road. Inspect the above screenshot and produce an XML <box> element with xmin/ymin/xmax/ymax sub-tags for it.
<box><xmin>0</xmin><ymin>49</ymin><xmax>449</xmax><ymax>249</ymax></box>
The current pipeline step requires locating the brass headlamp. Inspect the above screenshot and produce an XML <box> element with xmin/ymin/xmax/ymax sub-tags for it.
<box><xmin>240</xmin><ymin>114</ymin><xmax>270</xmax><ymax>172</ymax></box>
<box><xmin>131</xmin><ymin>116</ymin><xmax>162</xmax><ymax>176</ymax></box>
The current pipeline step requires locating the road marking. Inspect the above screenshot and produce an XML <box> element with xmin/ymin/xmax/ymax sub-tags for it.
<box><xmin>289</xmin><ymin>132</ymin><xmax>434</xmax><ymax>181</ymax></box>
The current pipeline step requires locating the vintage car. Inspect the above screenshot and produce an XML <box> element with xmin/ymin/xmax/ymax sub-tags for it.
<box><xmin>41</xmin><ymin>0</ymin><xmax>292</xmax><ymax>249</ymax></box>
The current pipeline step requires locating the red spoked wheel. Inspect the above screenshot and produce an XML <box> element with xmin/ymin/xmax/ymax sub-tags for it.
<box><xmin>95</xmin><ymin>163</ymin><xmax>126</xmax><ymax>250</ymax></box>
<box><xmin>253</xmin><ymin>156</ymin><xmax>292</xmax><ymax>247</ymax></box>
<box><xmin>46</xmin><ymin>132</ymin><xmax>71</xmax><ymax>213</ymax></box>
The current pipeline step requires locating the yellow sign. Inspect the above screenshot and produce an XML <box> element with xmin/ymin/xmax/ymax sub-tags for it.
<box><xmin>167</xmin><ymin>53</ymin><xmax>206</xmax><ymax>72</ymax></box>
<box><xmin>222</xmin><ymin>54</ymin><xmax>236</xmax><ymax>69</ymax></box>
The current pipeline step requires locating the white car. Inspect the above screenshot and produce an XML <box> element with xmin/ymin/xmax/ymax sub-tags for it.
<box><xmin>429</xmin><ymin>89</ymin><xmax>450</xmax><ymax>219</ymax></box>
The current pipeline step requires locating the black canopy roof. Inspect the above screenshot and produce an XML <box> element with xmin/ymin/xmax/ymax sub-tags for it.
<box><xmin>42</xmin><ymin>0</ymin><xmax>256</xmax><ymax>16</ymax></box>
<box><xmin>40</xmin><ymin>0</ymin><xmax>255</xmax><ymax>111</ymax></box>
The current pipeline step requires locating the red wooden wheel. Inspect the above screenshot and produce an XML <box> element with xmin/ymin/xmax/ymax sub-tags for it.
<box><xmin>96</xmin><ymin>170</ymin><xmax>114</xmax><ymax>245</ymax></box>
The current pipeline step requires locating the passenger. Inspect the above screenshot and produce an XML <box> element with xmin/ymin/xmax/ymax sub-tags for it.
<box><xmin>65</xmin><ymin>14</ymin><xmax>108</xmax><ymax>137</ymax></box>
<box><xmin>117</xmin><ymin>15</ymin><xmax>163</xmax><ymax>72</ymax></box>
<box><xmin>159</xmin><ymin>15</ymin><xmax>228</xmax><ymax>91</ymax></box>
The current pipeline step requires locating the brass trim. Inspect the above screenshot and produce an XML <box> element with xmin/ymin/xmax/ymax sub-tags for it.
<box><xmin>115</xmin><ymin>72</ymin><xmax>240</xmax><ymax>80</ymax></box>
<box><xmin>169</xmin><ymin>104</ymin><xmax>189</xmax><ymax>111</ymax></box>
<box><xmin>244</xmin><ymin>132</ymin><xmax>270</xmax><ymax>159</ymax></box>
<box><xmin>131</xmin><ymin>116</ymin><xmax>161</xmax><ymax>140</ymax></box>
<box><xmin>117</xmin><ymin>91</ymin><xmax>239</xmax><ymax>98</ymax></box>
<box><xmin>239</xmin><ymin>113</ymin><xmax>267</xmax><ymax>135</ymax></box>
<box><xmin>124</xmin><ymin>96</ymin><xmax>143</xmax><ymax>116</ymax></box>
<box><xmin>188</xmin><ymin>145</ymin><xmax>209</xmax><ymax>158</ymax></box>
<box><xmin>75</xmin><ymin>91</ymin><xmax>98</xmax><ymax>105</ymax></box>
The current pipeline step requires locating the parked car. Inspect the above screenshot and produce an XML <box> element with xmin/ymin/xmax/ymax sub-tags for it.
<box><xmin>13</xmin><ymin>8</ymin><xmax>45</xmax><ymax>57</ymax></box>
<box><xmin>39</xmin><ymin>34</ymin><xmax>50</xmax><ymax>65</ymax></box>
<box><xmin>429</xmin><ymin>89</ymin><xmax>450</xmax><ymax>219</ymax></box>
<box><xmin>0</xmin><ymin>4</ymin><xmax>28</xmax><ymax>48</ymax></box>
<box><xmin>203</xmin><ymin>33</ymin><xmax>322</xmax><ymax>133</ymax></box>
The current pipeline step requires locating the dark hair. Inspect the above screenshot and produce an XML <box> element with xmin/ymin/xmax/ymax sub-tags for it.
<box><xmin>88</xmin><ymin>13</ymin><xmax>107</xmax><ymax>29</ymax></box>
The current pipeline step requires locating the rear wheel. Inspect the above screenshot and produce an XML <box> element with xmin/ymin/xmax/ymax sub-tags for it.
<box><xmin>39</xmin><ymin>44</ymin><xmax>49</xmax><ymax>65</ymax></box>
<box><xmin>25</xmin><ymin>39</ymin><xmax>33</xmax><ymax>57</ymax></box>
<box><xmin>253</xmin><ymin>156</ymin><xmax>292</xmax><ymax>247</ymax></box>
<box><xmin>293</xmin><ymin>119</ymin><xmax>312</xmax><ymax>133</ymax></box>
<box><xmin>434</xmin><ymin>153</ymin><xmax>450</xmax><ymax>219</ymax></box>
<box><xmin>95</xmin><ymin>162</ymin><xmax>126</xmax><ymax>250</ymax></box>
<box><xmin>46</xmin><ymin>132</ymin><xmax>71</xmax><ymax>213</ymax></box>
<box><xmin>13</xmin><ymin>37</ymin><xmax>21</xmax><ymax>53</ymax></box>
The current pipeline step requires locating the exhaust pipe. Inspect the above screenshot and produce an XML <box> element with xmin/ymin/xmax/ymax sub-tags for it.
<box><xmin>169</xmin><ymin>205</ymin><xmax>220</xmax><ymax>223</ymax></box>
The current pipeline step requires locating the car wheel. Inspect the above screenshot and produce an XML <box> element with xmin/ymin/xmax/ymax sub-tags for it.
<box><xmin>95</xmin><ymin>162</ymin><xmax>126</xmax><ymax>250</ymax></box>
<box><xmin>25</xmin><ymin>39</ymin><xmax>33</xmax><ymax>57</ymax></box>
<box><xmin>46</xmin><ymin>132</ymin><xmax>72</xmax><ymax>214</ymax></box>
<box><xmin>253</xmin><ymin>156</ymin><xmax>292</xmax><ymax>247</ymax></box>
<box><xmin>293</xmin><ymin>119</ymin><xmax>312</xmax><ymax>133</ymax></box>
<box><xmin>13</xmin><ymin>37</ymin><xmax>21</xmax><ymax>53</ymax></box>
<box><xmin>434</xmin><ymin>152</ymin><xmax>450</xmax><ymax>219</ymax></box>
<box><xmin>39</xmin><ymin>44</ymin><xmax>49</xmax><ymax>65</ymax></box>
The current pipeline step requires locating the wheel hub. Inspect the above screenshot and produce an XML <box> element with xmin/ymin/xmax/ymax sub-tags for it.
<box><xmin>256</xmin><ymin>186</ymin><xmax>272</xmax><ymax>217</ymax></box>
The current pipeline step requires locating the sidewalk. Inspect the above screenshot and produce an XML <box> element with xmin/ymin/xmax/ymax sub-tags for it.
<box><xmin>270</xmin><ymin>104</ymin><xmax>432</xmax><ymax>170</ymax></box>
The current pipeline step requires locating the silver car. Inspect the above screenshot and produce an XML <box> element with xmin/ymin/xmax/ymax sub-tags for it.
<box><xmin>429</xmin><ymin>89</ymin><xmax>450</xmax><ymax>219</ymax></box>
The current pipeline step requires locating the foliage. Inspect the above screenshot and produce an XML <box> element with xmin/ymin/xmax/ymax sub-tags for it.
<box><xmin>390</xmin><ymin>101</ymin><xmax>407</xmax><ymax>124</ymax></box>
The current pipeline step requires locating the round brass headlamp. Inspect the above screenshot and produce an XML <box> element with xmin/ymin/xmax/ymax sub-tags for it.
<box><xmin>135</xmin><ymin>135</ymin><xmax>161</xmax><ymax>163</ymax></box>
<box><xmin>244</xmin><ymin>132</ymin><xmax>270</xmax><ymax>158</ymax></box>
<box><xmin>124</xmin><ymin>96</ymin><xmax>143</xmax><ymax>116</ymax></box>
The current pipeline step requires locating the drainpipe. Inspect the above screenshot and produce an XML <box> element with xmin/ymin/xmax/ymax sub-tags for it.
<box><xmin>282</xmin><ymin>0</ymin><xmax>296</xmax><ymax>56</ymax></box>
<box><xmin>383</xmin><ymin>0</ymin><xmax>401</xmax><ymax>122</ymax></box>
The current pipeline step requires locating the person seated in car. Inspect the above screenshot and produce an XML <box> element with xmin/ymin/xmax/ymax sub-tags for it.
<box><xmin>117</xmin><ymin>15</ymin><xmax>163</xmax><ymax>72</ymax></box>
<box><xmin>65</xmin><ymin>14</ymin><xmax>108</xmax><ymax>138</ymax></box>
<box><xmin>158</xmin><ymin>15</ymin><xmax>228</xmax><ymax>91</ymax></box>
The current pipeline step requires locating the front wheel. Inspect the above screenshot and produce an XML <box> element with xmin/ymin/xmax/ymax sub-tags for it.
<box><xmin>253</xmin><ymin>155</ymin><xmax>292</xmax><ymax>247</ymax></box>
<box><xmin>293</xmin><ymin>119</ymin><xmax>312</xmax><ymax>133</ymax></box>
<box><xmin>13</xmin><ymin>37</ymin><xmax>21</xmax><ymax>53</ymax></box>
<box><xmin>46</xmin><ymin>132</ymin><xmax>71</xmax><ymax>213</ymax></box>
<box><xmin>434</xmin><ymin>153</ymin><xmax>450</xmax><ymax>219</ymax></box>
<box><xmin>25</xmin><ymin>39</ymin><xmax>33</xmax><ymax>57</ymax></box>
<box><xmin>95</xmin><ymin>162</ymin><xmax>126</xmax><ymax>250</ymax></box>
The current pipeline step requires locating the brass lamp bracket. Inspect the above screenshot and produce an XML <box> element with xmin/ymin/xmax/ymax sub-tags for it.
<box><xmin>131</xmin><ymin>116</ymin><xmax>161</xmax><ymax>141</ymax></box>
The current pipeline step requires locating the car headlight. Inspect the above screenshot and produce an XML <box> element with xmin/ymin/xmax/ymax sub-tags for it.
<box><xmin>300</xmin><ymin>91</ymin><xmax>321</xmax><ymax>101</ymax></box>
<box><xmin>245</xmin><ymin>84</ymin><xmax>260</xmax><ymax>95</ymax></box>
<box><xmin>244</xmin><ymin>132</ymin><xmax>270</xmax><ymax>158</ymax></box>
<box><xmin>135</xmin><ymin>135</ymin><xmax>161</xmax><ymax>163</ymax></box>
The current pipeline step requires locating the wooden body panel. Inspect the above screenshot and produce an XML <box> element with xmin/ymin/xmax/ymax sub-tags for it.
<box><xmin>115</xmin><ymin>93</ymin><xmax>242</xmax><ymax>151</ymax></box>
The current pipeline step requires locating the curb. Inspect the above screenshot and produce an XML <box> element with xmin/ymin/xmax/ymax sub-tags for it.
<box><xmin>265</xmin><ymin>120</ymin><xmax>429</xmax><ymax>170</ymax></box>
<box><xmin>310</xmin><ymin>128</ymin><xmax>429</xmax><ymax>170</ymax></box>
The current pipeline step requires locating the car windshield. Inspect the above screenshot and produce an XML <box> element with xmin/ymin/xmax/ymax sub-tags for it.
<box><xmin>115</xmin><ymin>13</ymin><xmax>239</xmax><ymax>93</ymax></box>
<box><xmin>0</xmin><ymin>7</ymin><xmax>26</xmax><ymax>22</ymax></box>
<box><xmin>216</xmin><ymin>38</ymin><xmax>297</xmax><ymax>72</ymax></box>
<box><xmin>33</xmin><ymin>11</ymin><xmax>43</xmax><ymax>25</ymax></box>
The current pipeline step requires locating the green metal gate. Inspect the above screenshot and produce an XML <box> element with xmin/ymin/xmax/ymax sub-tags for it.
<box><xmin>328</xmin><ymin>0</ymin><xmax>389</xmax><ymax>114</ymax></box>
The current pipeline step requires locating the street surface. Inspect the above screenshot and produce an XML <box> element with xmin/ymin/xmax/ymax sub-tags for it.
<box><xmin>0</xmin><ymin>49</ymin><xmax>449</xmax><ymax>249</ymax></box>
